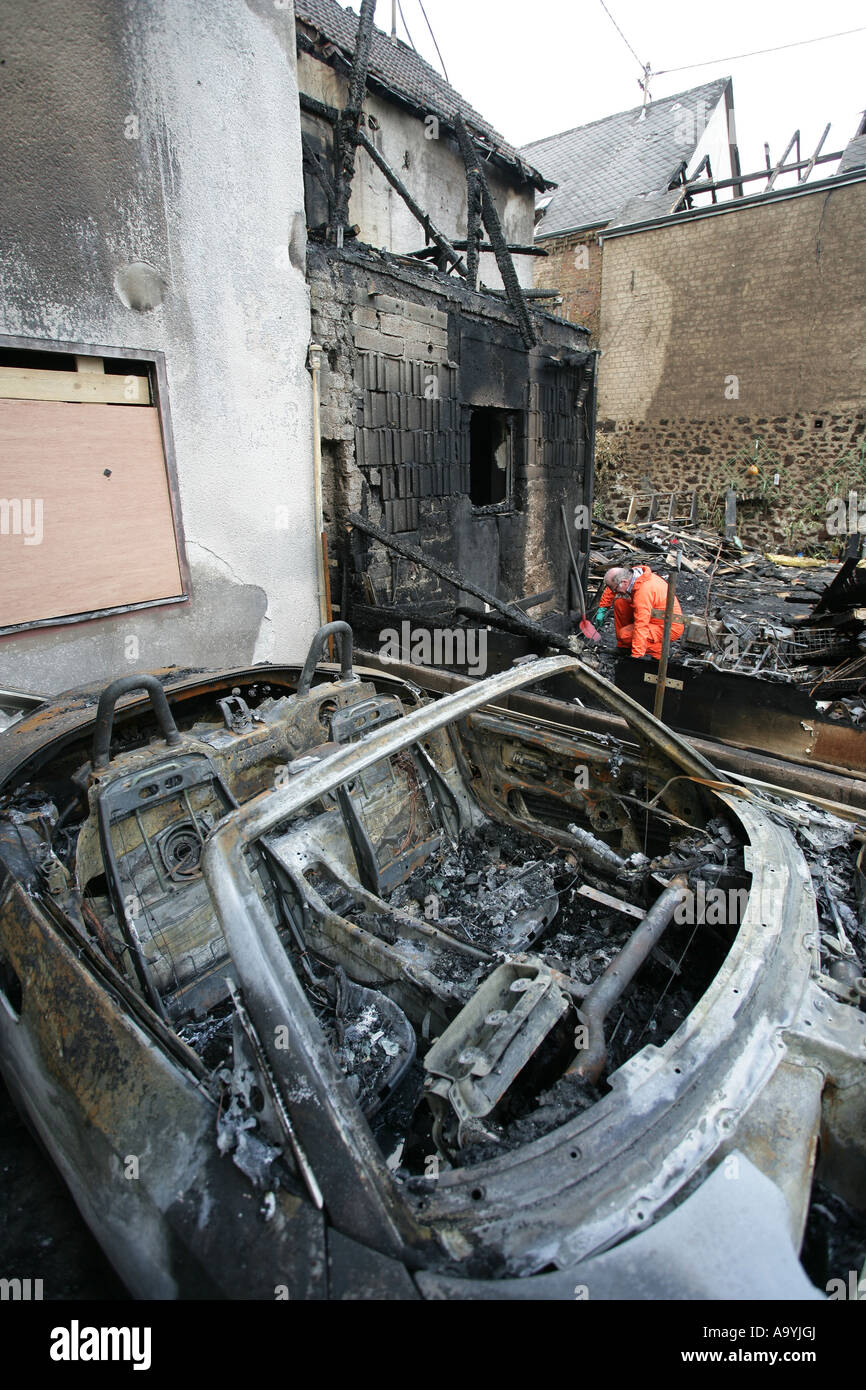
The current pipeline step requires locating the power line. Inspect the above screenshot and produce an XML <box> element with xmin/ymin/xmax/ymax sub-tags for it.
<box><xmin>396</xmin><ymin>0</ymin><xmax>418</xmax><ymax>53</ymax></box>
<box><xmin>656</xmin><ymin>24</ymin><xmax>866</xmax><ymax>76</ymax></box>
<box><xmin>597</xmin><ymin>0</ymin><xmax>645</xmax><ymax>71</ymax></box>
<box><xmin>417</xmin><ymin>0</ymin><xmax>450</xmax><ymax>85</ymax></box>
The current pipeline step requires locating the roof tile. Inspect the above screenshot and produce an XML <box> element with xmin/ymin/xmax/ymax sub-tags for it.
<box><xmin>295</xmin><ymin>0</ymin><xmax>547</xmax><ymax>185</ymax></box>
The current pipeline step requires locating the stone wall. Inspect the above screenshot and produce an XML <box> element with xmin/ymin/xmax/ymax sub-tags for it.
<box><xmin>595</xmin><ymin>411</ymin><xmax>866</xmax><ymax>551</ymax></box>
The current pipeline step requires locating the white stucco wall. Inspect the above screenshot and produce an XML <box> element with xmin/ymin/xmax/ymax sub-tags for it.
<box><xmin>299</xmin><ymin>53</ymin><xmax>537</xmax><ymax>289</ymax></box>
<box><xmin>0</xmin><ymin>0</ymin><xmax>320</xmax><ymax>695</ymax></box>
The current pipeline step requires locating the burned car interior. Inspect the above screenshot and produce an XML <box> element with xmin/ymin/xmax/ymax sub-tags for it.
<box><xmin>1</xmin><ymin>623</ymin><xmax>864</xmax><ymax>1298</ymax></box>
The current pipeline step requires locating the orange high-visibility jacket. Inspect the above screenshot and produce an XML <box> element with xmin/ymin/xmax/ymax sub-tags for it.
<box><xmin>598</xmin><ymin>566</ymin><xmax>684</xmax><ymax>658</ymax></box>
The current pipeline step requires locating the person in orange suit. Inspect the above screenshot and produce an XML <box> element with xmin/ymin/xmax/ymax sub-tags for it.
<box><xmin>594</xmin><ymin>565</ymin><xmax>684</xmax><ymax>659</ymax></box>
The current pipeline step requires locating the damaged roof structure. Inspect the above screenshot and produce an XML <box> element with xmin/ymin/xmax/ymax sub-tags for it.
<box><xmin>524</xmin><ymin>78</ymin><xmax>738</xmax><ymax>237</ymax></box>
<box><xmin>520</xmin><ymin>79</ymin><xmax>739</xmax><ymax>337</ymax></box>
<box><xmin>297</xmin><ymin>0</ymin><xmax>550</xmax><ymax>198</ymax></box>
<box><xmin>294</xmin><ymin>0</ymin><xmax>598</xmax><ymax>655</ymax></box>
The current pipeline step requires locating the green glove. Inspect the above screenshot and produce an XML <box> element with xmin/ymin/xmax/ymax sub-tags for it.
<box><xmin>594</xmin><ymin>607</ymin><xmax>608</xmax><ymax>628</ymax></box>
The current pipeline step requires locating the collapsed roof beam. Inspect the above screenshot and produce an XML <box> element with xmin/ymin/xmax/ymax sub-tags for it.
<box><xmin>800</xmin><ymin>123</ymin><xmax>831</xmax><ymax>182</ymax></box>
<box><xmin>485</xmin><ymin>288</ymin><xmax>562</xmax><ymax>299</ymax></box>
<box><xmin>354</xmin><ymin>130</ymin><xmax>468</xmax><ymax>276</ymax></box>
<box><xmin>454</xmin><ymin>115</ymin><xmax>536</xmax><ymax>347</ymax></box>
<box><xmin>406</xmin><ymin>241</ymin><xmax>548</xmax><ymax>259</ymax></box>
<box><xmin>683</xmin><ymin>148</ymin><xmax>843</xmax><ymax>195</ymax></box>
<box><xmin>332</xmin><ymin>0</ymin><xmax>377</xmax><ymax>238</ymax></box>
<box><xmin>452</xmin><ymin>240</ymin><xmax>548</xmax><ymax>256</ymax></box>
<box><xmin>766</xmin><ymin>131</ymin><xmax>799</xmax><ymax>191</ymax></box>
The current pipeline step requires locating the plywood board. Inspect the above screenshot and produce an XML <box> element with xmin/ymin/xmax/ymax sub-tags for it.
<box><xmin>0</xmin><ymin>365</ymin><xmax>150</xmax><ymax>405</ymax></box>
<box><xmin>0</xmin><ymin>399</ymin><xmax>184</xmax><ymax>628</ymax></box>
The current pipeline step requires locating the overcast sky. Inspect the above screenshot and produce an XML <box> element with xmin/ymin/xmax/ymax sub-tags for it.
<box><xmin>344</xmin><ymin>0</ymin><xmax>866</xmax><ymax>181</ymax></box>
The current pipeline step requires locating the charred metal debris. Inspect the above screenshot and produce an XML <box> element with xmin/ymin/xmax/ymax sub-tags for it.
<box><xmin>590</xmin><ymin>517</ymin><xmax>866</xmax><ymax>692</ymax></box>
<box><xmin>1</xmin><ymin>630</ymin><xmax>865</xmax><ymax>1297</ymax></box>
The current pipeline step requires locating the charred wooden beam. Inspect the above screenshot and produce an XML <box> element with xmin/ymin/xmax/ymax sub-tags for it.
<box><xmin>300</xmin><ymin>91</ymin><xmax>339</xmax><ymax>124</ymax></box>
<box><xmin>355</xmin><ymin>130</ymin><xmax>468</xmax><ymax>277</ymax></box>
<box><xmin>301</xmin><ymin>133</ymin><xmax>337</xmax><ymax>216</ymax></box>
<box><xmin>348</xmin><ymin>512</ymin><xmax>569</xmax><ymax>654</ymax></box>
<box><xmin>332</xmin><ymin>0</ymin><xmax>377</xmax><ymax>236</ymax></box>
<box><xmin>456</xmin><ymin>240</ymin><xmax>547</xmax><ymax>256</ymax></box>
<box><xmin>511</xmin><ymin>588</ymin><xmax>556</xmax><ymax>611</ymax></box>
<box><xmin>465</xmin><ymin>168</ymin><xmax>483</xmax><ymax>289</ymax></box>
<box><xmin>454</xmin><ymin>115</ymin><xmax>536</xmax><ymax>347</ymax></box>
<box><xmin>485</xmin><ymin>288</ymin><xmax>561</xmax><ymax>299</ymax></box>
<box><xmin>409</xmin><ymin>240</ymin><xmax>548</xmax><ymax>257</ymax></box>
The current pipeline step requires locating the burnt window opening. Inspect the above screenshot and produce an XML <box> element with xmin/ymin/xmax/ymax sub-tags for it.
<box><xmin>469</xmin><ymin>408</ymin><xmax>515</xmax><ymax>509</ymax></box>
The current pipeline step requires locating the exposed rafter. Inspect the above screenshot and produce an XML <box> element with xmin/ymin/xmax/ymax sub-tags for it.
<box><xmin>454</xmin><ymin>116</ymin><xmax>536</xmax><ymax>347</ymax></box>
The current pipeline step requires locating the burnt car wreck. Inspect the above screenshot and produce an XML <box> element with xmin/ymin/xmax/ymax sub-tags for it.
<box><xmin>1</xmin><ymin>624</ymin><xmax>864</xmax><ymax>1299</ymax></box>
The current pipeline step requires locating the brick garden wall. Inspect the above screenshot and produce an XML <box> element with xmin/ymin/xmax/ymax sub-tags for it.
<box><xmin>595</xmin><ymin>176</ymin><xmax>866</xmax><ymax>549</ymax></box>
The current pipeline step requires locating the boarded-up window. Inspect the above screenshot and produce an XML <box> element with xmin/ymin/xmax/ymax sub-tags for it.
<box><xmin>0</xmin><ymin>348</ymin><xmax>186</xmax><ymax>633</ymax></box>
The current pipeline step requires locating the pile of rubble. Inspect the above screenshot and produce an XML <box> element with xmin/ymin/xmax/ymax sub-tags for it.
<box><xmin>587</xmin><ymin>517</ymin><xmax>866</xmax><ymax>703</ymax></box>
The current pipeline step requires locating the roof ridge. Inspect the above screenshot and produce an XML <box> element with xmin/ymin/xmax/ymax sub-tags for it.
<box><xmin>521</xmin><ymin>77</ymin><xmax>730</xmax><ymax>153</ymax></box>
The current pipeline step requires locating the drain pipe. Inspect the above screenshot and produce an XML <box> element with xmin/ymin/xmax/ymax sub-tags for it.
<box><xmin>308</xmin><ymin>343</ymin><xmax>328</xmax><ymax>629</ymax></box>
<box><xmin>569</xmin><ymin>873</ymin><xmax>690</xmax><ymax>1084</ymax></box>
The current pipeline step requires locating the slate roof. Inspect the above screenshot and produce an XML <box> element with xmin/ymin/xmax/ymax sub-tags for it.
<box><xmin>522</xmin><ymin>79</ymin><xmax>731</xmax><ymax>237</ymax></box>
<box><xmin>838</xmin><ymin>133</ymin><xmax>866</xmax><ymax>175</ymax></box>
<box><xmin>295</xmin><ymin>0</ymin><xmax>551</xmax><ymax>188</ymax></box>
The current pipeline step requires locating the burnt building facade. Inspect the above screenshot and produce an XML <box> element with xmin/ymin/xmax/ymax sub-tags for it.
<box><xmin>296</xmin><ymin>0</ymin><xmax>596</xmax><ymax>641</ymax></box>
<box><xmin>310</xmin><ymin>246</ymin><xmax>594</xmax><ymax>626</ymax></box>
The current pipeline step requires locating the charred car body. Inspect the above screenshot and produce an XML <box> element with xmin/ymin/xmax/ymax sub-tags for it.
<box><xmin>1</xmin><ymin>623</ymin><xmax>864</xmax><ymax>1298</ymax></box>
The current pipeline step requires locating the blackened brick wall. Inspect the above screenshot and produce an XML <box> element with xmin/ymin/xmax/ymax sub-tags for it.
<box><xmin>307</xmin><ymin>242</ymin><xmax>595</xmax><ymax>617</ymax></box>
